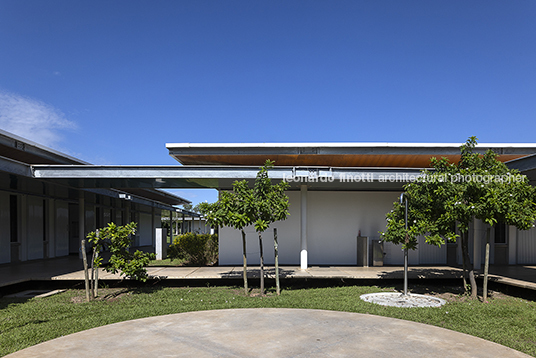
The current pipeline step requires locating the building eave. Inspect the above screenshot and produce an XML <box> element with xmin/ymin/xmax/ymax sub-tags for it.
<box><xmin>31</xmin><ymin>164</ymin><xmax>424</xmax><ymax>191</ymax></box>
<box><xmin>166</xmin><ymin>142</ymin><xmax>536</xmax><ymax>167</ymax></box>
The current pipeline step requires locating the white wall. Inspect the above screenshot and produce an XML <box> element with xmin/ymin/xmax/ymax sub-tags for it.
<box><xmin>307</xmin><ymin>191</ymin><xmax>400</xmax><ymax>265</ymax></box>
<box><xmin>219</xmin><ymin>191</ymin><xmax>404</xmax><ymax>266</ymax></box>
<box><xmin>517</xmin><ymin>226</ymin><xmax>536</xmax><ymax>264</ymax></box>
<box><xmin>55</xmin><ymin>201</ymin><xmax>69</xmax><ymax>257</ymax></box>
<box><xmin>139</xmin><ymin>212</ymin><xmax>153</xmax><ymax>246</ymax></box>
<box><xmin>219</xmin><ymin>191</ymin><xmax>301</xmax><ymax>265</ymax></box>
<box><xmin>418</xmin><ymin>235</ymin><xmax>446</xmax><ymax>265</ymax></box>
<box><xmin>26</xmin><ymin>196</ymin><xmax>43</xmax><ymax>260</ymax></box>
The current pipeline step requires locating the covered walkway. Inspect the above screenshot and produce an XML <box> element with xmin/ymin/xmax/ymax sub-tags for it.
<box><xmin>1</xmin><ymin>256</ymin><xmax>535</xmax><ymax>292</ymax></box>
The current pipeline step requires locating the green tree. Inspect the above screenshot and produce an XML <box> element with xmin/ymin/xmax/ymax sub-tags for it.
<box><xmin>251</xmin><ymin>160</ymin><xmax>290</xmax><ymax>295</ymax></box>
<box><xmin>87</xmin><ymin>222</ymin><xmax>156</xmax><ymax>285</ymax></box>
<box><xmin>381</xmin><ymin>137</ymin><xmax>536</xmax><ymax>299</ymax></box>
<box><xmin>200</xmin><ymin>160</ymin><xmax>290</xmax><ymax>295</ymax></box>
<box><xmin>200</xmin><ymin>182</ymin><xmax>254</xmax><ymax>295</ymax></box>
<box><xmin>182</xmin><ymin>203</ymin><xmax>193</xmax><ymax>211</ymax></box>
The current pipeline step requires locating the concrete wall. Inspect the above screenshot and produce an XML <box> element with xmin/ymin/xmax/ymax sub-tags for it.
<box><xmin>218</xmin><ymin>190</ymin><xmax>457</xmax><ymax>266</ymax></box>
<box><xmin>517</xmin><ymin>226</ymin><xmax>536</xmax><ymax>264</ymax></box>
<box><xmin>139</xmin><ymin>212</ymin><xmax>153</xmax><ymax>246</ymax></box>
<box><xmin>55</xmin><ymin>201</ymin><xmax>69</xmax><ymax>257</ymax></box>
<box><xmin>219</xmin><ymin>191</ymin><xmax>301</xmax><ymax>265</ymax></box>
<box><xmin>219</xmin><ymin>191</ymin><xmax>429</xmax><ymax>266</ymax></box>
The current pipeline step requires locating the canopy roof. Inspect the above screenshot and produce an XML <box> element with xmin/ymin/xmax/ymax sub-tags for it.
<box><xmin>167</xmin><ymin>142</ymin><xmax>536</xmax><ymax>167</ymax></box>
<box><xmin>0</xmin><ymin>129</ymin><xmax>189</xmax><ymax>206</ymax></box>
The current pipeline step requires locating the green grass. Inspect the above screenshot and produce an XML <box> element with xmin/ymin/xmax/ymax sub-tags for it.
<box><xmin>1</xmin><ymin>284</ymin><xmax>535</xmax><ymax>357</ymax></box>
<box><xmin>148</xmin><ymin>258</ymin><xmax>187</xmax><ymax>266</ymax></box>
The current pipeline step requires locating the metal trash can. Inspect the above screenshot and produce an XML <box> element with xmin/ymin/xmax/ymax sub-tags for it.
<box><xmin>371</xmin><ymin>240</ymin><xmax>384</xmax><ymax>267</ymax></box>
<box><xmin>356</xmin><ymin>236</ymin><xmax>368</xmax><ymax>266</ymax></box>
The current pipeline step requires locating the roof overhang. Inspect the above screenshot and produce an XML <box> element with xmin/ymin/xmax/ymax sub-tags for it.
<box><xmin>0</xmin><ymin>128</ymin><xmax>88</xmax><ymax>165</ymax></box>
<box><xmin>506</xmin><ymin>154</ymin><xmax>536</xmax><ymax>186</ymax></box>
<box><xmin>0</xmin><ymin>157</ymin><xmax>188</xmax><ymax>208</ymax></box>
<box><xmin>31</xmin><ymin>165</ymin><xmax>424</xmax><ymax>191</ymax></box>
<box><xmin>166</xmin><ymin>142</ymin><xmax>536</xmax><ymax>167</ymax></box>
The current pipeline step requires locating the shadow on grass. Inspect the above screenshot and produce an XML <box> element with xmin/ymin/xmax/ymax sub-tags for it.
<box><xmin>377</xmin><ymin>267</ymin><xmax>464</xmax><ymax>280</ymax></box>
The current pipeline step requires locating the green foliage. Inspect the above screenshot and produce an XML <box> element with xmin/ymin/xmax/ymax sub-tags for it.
<box><xmin>167</xmin><ymin>233</ymin><xmax>218</xmax><ymax>265</ymax></box>
<box><xmin>252</xmin><ymin>160</ymin><xmax>291</xmax><ymax>233</ymax></box>
<box><xmin>381</xmin><ymin>136</ymin><xmax>536</xmax><ymax>250</ymax></box>
<box><xmin>199</xmin><ymin>160</ymin><xmax>290</xmax><ymax>233</ymax></box>
<box><xmin>87</xmin><ymin>222</ymin><xmax>156</xmax><ymax>282</ymax></box>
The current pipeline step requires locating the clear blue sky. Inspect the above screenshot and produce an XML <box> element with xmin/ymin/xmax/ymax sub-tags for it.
<box><xmin>1</xmin><ymin>1</ymin><xmax>535</xmax><ymax>205</ymax></box>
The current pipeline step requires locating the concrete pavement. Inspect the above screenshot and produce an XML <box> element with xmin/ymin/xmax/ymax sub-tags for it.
<box><xmin>2</xmin><ymin>256</ymin><xmax>536</xmax><ymax>292</ymax></box>
<box><xmin>5</xmin><ymin>308</ymin><xmax>532</xmax><ymax>358</ymax></box>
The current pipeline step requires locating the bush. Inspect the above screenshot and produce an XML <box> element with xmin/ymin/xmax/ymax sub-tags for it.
<box><xmin>167</xmin><ymin>233</ymin><xmax>218</xmax><ymax>265</ymax></box>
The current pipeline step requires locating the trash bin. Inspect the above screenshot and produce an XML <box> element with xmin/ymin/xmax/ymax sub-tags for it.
<box><xmin>356</xmin><ymin>236</ymin><xmax>368</xmax><ymax>266</ymax></box>
<box><xmin>371</xmin><ymin>240</ymin><xmax>384</xmax><ymax>267</ymax></box>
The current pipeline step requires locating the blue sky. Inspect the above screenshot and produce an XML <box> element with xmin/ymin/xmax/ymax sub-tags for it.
<box><xmin>1</xmin><ymin>1</ymin><xmax>535</xmax><ymax>205</ymax></box>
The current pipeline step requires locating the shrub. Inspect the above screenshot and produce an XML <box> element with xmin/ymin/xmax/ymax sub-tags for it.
<box><xmin>167</xmin><ymin>233</ymin><xmax>218</xmax><ymax>265</ymax></box>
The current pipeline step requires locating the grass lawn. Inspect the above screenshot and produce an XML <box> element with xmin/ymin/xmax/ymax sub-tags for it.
<box><xmin>148</xmin><ymin>258</ymin><xmax>187</xmax><ymax>267</ymax></box>
<box><xmin>1</xmin><ymin>283</ymin><xmax>535</xmax><ymax>357</ymax></box>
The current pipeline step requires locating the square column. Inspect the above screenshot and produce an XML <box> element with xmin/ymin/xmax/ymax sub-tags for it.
<box><xmin>300</xmin><ymin>184</ymin><xmax>308</xmax><ymax>270</ymax></box>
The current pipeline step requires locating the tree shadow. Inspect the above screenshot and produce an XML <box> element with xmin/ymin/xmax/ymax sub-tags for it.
<box><xmin>377</xmin><ymin>267</ymin><xmax>464</xmax><ymax>280</ymax></box>
<box><xmin>219</xmin><ymin>268</ymin><xmax>297</xmax><ymax>279</ymax></box>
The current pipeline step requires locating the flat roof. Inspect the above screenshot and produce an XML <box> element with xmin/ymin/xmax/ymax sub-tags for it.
<box><xmin>31</xmin><ymin>164</ymin><xmax>424</xmax><ymax>191</ymax></box>
<box><xmin>0</xmin><ymin>129</ymin><xmax>189</xmax><ymax>206</ymax></box>
<box><xmin>166</xmin><ymin>142</ymin><xmax>536</xmax><ymax>167</ymax></box>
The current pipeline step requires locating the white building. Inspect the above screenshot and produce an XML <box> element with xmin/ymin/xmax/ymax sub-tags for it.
<box><xmin>28</xmin><ymin>140</ymin><xmax>536</xmax><ymax>269</ymax></box>
<box><xmin>0</xmin><ymin>129</ymin><xmax>188</xmax><ymax>264</ymax></box>
<box><xmin>165</xmin><ymin>142</ymin><xmax>536</xmax><ymax>269</ymax></box>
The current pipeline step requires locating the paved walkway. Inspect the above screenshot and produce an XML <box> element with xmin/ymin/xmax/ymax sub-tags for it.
<box><xmin>5</xmin><ymin>308</ymin><xmax>531</xmax><ymax>358</ymax></box>
<box><xmin>1</xmin><ymin>256</ymin><xmax>536</xmax><ymax>292</ymax></box>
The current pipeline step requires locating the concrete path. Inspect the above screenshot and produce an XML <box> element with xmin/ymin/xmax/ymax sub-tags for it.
<box><xmin>5</xmin><ymin>308</ymin><xmax>531</xmax><ymax>358</ymax></box>
<box><xmin>2</xmin><ymin>256</ymin><xmax>536</xmax><ymax>293</ymax></box>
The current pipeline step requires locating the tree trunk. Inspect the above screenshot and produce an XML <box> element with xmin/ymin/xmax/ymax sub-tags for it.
<box><xmin>461</xmin><ymin>231</ymin><xmax>477</xmax><ymax>298</ymax></box>
<box><xmin>241</xmin><ymin>230</ymin><xmax>248</xmax><ymax>295</ymax></box>
<box><xmin>483</xmin><ymin>227</ymin><xmax>491</xmax><ymax>302</ymax></box>
<box><xmin>81</xmin><ymin>239</ymin><xmax>90</xmax><ymax>302</ymax></box>
<box><xmin>274</xmin><ymin>228</ymin><xmax>280</xmax><ymax>296</ymax></box>
<box><xmin>90</xmin><ymin>248</ymin><xmax>96</xmax><ymax>299</ymax></box>
<box><xmin>460</xmin><ymin>234</ymin><xmax>468</xmax><ymax>292</ymax></box>
<box><xmin>258</xmin><ymin>232</ymin><xmax>264</xmax><ymax>295</ymax></box>
<box><xmin>94</xmin><ymin>251</ymin><xmax>99</xmax><ymax>298</ymax></box>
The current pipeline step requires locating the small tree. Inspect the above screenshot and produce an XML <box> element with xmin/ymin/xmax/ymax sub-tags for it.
<box><xmin>200</xmin><ymin>183</ymin><xmax>254</xmax><ymax>295</ymax></box>
<box><xmin>200</xmin><ymin>160</ymin><xmax>290</xmax><ymax>296</ymax></box>
<box><xmin>87</xmin><ymin>222</ymin><xmax>156</xmax><ymax>294</ymax></box>
<box><xmin>251</xmin><ymin>160</ymin><xmax>290</xmax><ymax>295</ymax></box>
<box><xmin>382</xmin><ymin>137</ymin><xmax>536</xmax><ymax>299</ymax></box>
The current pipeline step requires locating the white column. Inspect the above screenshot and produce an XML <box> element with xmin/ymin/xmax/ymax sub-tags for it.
<box><xmin>300</xmin><ymin>184</ymin><xmax>308</xmax><ymax>270</ymax></box>
<box><xmin>78</xmin><ymin>193</ymin><xmax>85</xmax><ymax>259</ymax></box>
<box><xmin>155</xmin><ymin>228</ymin><xmax>166</xmax><ymax>260</ymax></box>
<box><xmin>508</xmin><ymin>225</ymin><xmax>517</xmax><ymax>265</ymax></box>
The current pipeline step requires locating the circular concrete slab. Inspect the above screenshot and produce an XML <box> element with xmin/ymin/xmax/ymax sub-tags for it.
<box><xmin>6</xmin><ymin>308</ymin><xmax>531</xmax><ymax>358</ymax></box>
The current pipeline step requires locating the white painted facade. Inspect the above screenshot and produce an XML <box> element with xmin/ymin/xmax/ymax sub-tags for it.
<box><xmin>0</xmin><ymin>130</ymin><xmax>185</xmax><ymax>265</ymax></box>
<box><xmin>0</xmin><ymin>171</ymin><xmax>165</xmax><ymax>264</ymax></box>
<box><xmin>219</xmin><ymin>187</ymin><xmax>536</xmax><ymax>267</ymax></box>
<box><xmin>219</xmin><ymin>190</ymin><xmax>448</xmax><ymax>266</ymax></box>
